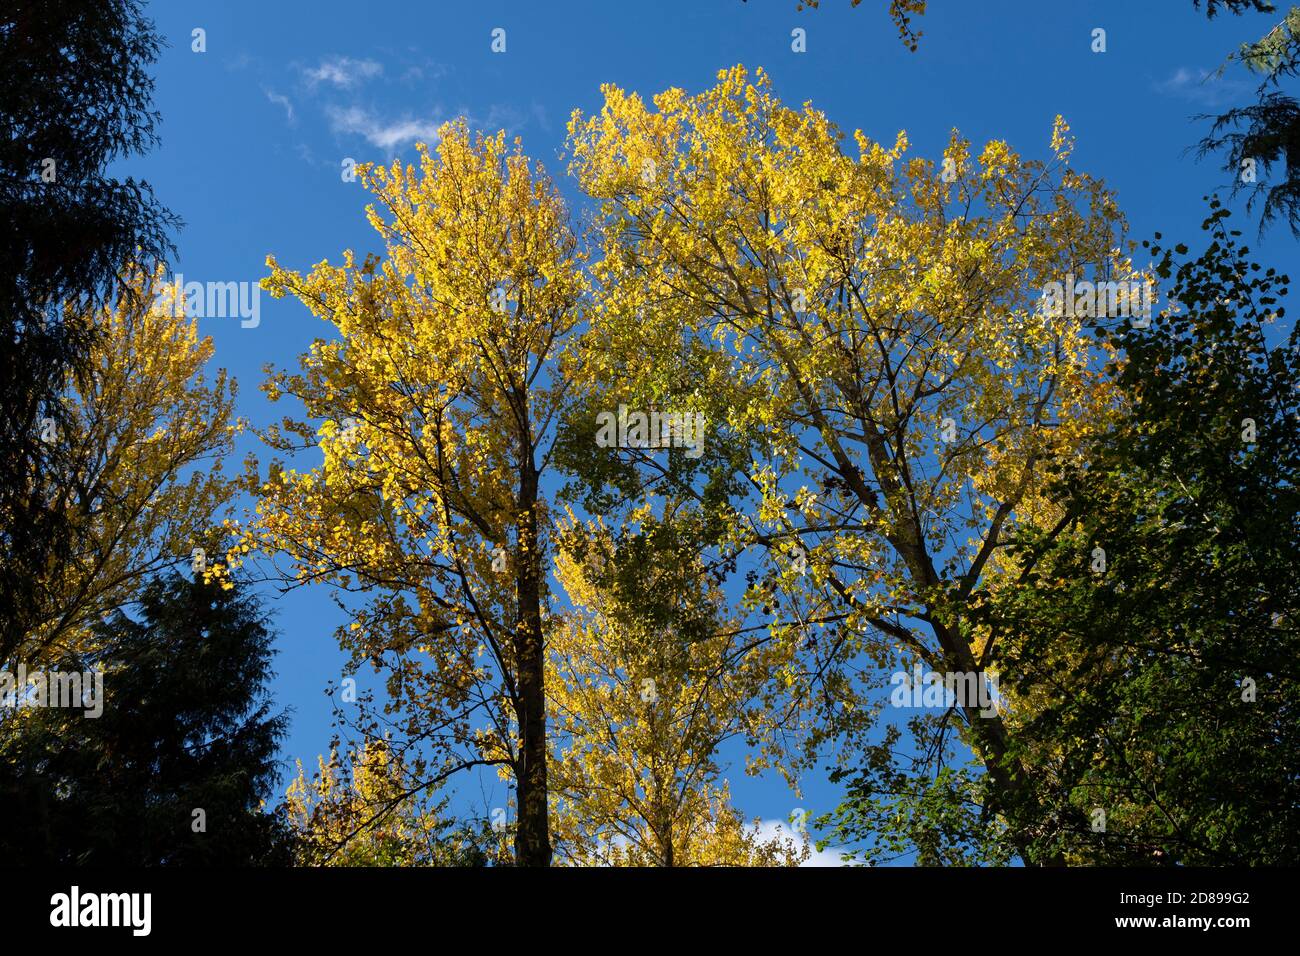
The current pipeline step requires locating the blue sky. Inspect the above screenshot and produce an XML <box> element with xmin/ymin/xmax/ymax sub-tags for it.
<box><xmin>124</xmin><ymin>0</ymin><xmax>1294</xmax><ymax>863</ymax></box>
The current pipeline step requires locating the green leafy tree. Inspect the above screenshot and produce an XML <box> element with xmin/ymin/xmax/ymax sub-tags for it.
<box><xmin>984</xmin><ymin>203</ymin><xmax>1299</xmax><ymax>864</ymax></box>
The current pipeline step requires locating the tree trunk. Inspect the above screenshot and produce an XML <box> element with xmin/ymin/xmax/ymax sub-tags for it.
<box><xmin>512</xmin><ymin>464</ymin><xmax>552</xmax><ymax>866</ymax></box>
<box><xmin>862</xmin><ymin>432</ymin><xmax>1062</xmax><ymax>865</ymax></box>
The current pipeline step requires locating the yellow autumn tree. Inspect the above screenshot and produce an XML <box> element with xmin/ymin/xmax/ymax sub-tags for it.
<box><xmin>567</xmin><ymin>66</ymin><xmax>1137</xmax><ymax>861</ymax></box>
<box><xmin>547</xmin><ymin>506</ymin><xmax>809</xmax><ymax>866</ymax></box>
<box><xmin>12</xmin><ymin>264</ymin><xmax>240</xmax><ymax>668</ymax></box>
<box><xmin>242</xmin><ymin>121</ymin><xmax>584</xmax><ymax>866</ymax></box>
<box><xmin>284</xmin><ymin>738</ymin><xmax>500</xmax><ymax>866</ymax></box>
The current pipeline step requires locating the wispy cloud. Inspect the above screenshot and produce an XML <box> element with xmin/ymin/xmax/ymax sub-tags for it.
<box><xmin>1154</xmin><ymin>66</ymin><xmax>1251</xmax><ymax>109</ymax></box>
<box><xmin>326</xmin><ymin>105</ymin><xmax>443</xmax><ymax>151</ymax></box>
<box><xmin>467</xmin><ymin>102</ymin><xmax>551</xmax><ymax>137</ymax></box>
<box><xmin>264</xmin><ymin>88</ymin><xmax>295</xmax><ymax>125</ymax></box>
<box><xmin>301</xmin><ymin>55</ymin><xmax>383</xmax><ymax>89</ymax></box>
<box><xmin>400</xmin><ymin>61</ymin><xmax>451</xmax><ymax>85</ymax></box>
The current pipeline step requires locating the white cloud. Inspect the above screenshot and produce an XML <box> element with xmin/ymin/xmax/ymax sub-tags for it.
<box><xmin>264</xmin><ymin>88</ymin><xmax>295</xmax><ymax>124</ymax></box>
<box><xmin>1154</xmin><ymin>66</ymin><xmax>1250</xmax><ymax>109</ymax></box>
<box><xmin>302</xmin><ymin>56</ymin><xmax>383</xmax><ymax>89</ymax></box>
<box><xmin>326</xmin><ymin>105</ymin><xmax>443</xmax><ymax>151</ymax></box>
<box><xmin>755</xmin><ymin>820</ymin><xmax>849</xmax><ymax>867</ymax></box>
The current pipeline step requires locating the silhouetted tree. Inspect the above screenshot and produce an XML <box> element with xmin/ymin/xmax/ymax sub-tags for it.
<box><xmin>0</xmin><ymin>574</ymin><xmax>294</xmax><ymax>865</ymax></box>
<box><xmin>0</xmin><ymin>0</ymin><xmax>178</xmax><ymax>662</ymax></box>
<box><xmin>1194</xmin><ymin>4</ymin><xmax>1300</xmax><ymax>234</ymax></box>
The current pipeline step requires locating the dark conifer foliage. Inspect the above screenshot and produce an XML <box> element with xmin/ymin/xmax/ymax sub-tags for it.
<box><xmin>0</xmin><ymin>0</ymin><xmax>178</xmax><ymax>663</ymax></box>
<box><xmin>0</xmin><ymin>575</ymin><xmax>295</xmax><ymax>865</ymax></box>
